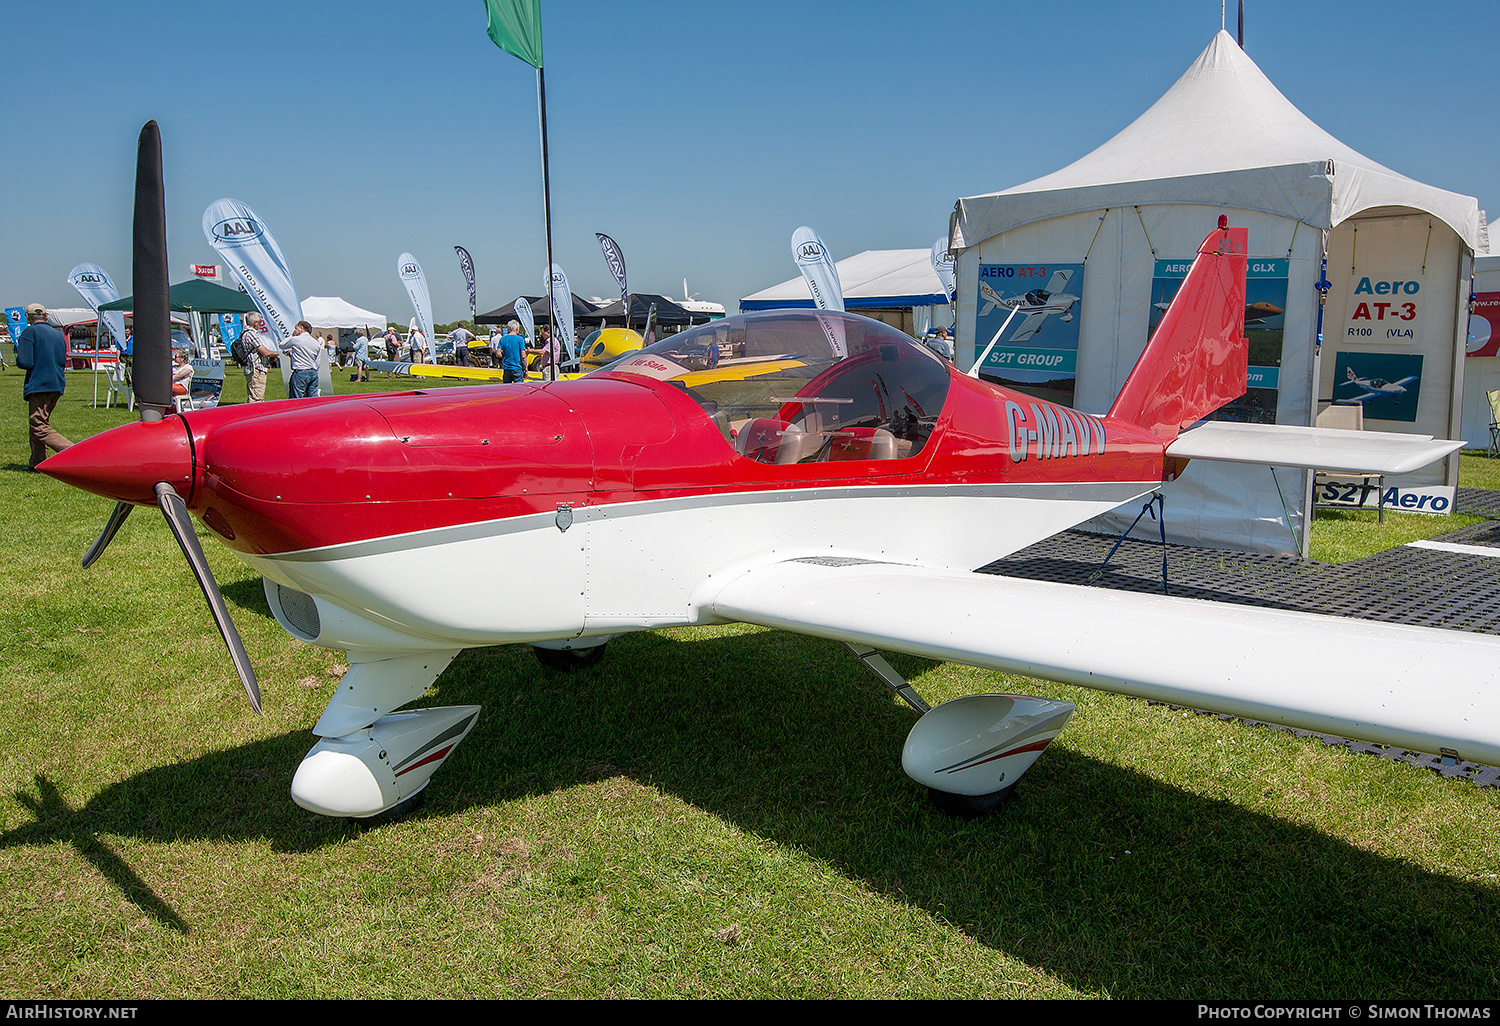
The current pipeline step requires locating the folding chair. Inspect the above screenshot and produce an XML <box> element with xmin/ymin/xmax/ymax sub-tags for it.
<box><xmin>1487</xmin><ymin>390</ymin><xmax>1500</xmax><ymax>457</ymax></box>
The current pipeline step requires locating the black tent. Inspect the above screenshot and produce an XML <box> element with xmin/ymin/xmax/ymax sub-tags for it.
<box><xmin>476</xmin><ymin>293</ymin><xmax>599</xmax><ymax>326</ymax></box>
<box><xmin>581</xmin><ymin>293</ymin><xmax>707</xmax><ymax>329</ymax></box>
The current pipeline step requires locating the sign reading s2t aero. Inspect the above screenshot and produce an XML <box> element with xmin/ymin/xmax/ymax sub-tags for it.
<box><xmin>974</xmin><ymin>262</ymin><xmax>1084</xmax><ymax>406</ymax></box>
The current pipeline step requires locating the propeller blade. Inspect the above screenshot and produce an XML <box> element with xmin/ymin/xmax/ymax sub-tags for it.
<box><xmin>154</xmin><ymin>482</ymin><xmax>262</xmax><ymax>715</ymax></box>
<box><xmin>132</xmin><ymin>121</ymin><xmax>171</xmax><ymax>416</ymax></box>
<box><xmin>81</xmin><ymin>501</ymin><xmax>134</xmax><ymax>569</ymax></box>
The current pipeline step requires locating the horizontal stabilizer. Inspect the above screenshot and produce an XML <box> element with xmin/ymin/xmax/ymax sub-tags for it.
<box><xmin>709</xmin><ymin>559</ymin><xmax>1500</xmax><ymax>765</ymax></box>
<box><xmin>1166</xmin><ymin>421</ymin><xmax>1462</xmax><ymax>475</ymax></box>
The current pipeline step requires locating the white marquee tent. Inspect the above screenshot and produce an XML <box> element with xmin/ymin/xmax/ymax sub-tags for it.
<box><xmin>300</xmin><ymin>296</ymin><xmax>387</xmax><ymax>331</ymax></box>
<box><xmin>741</xmin><ymin>249</ymin><xmax>951</xmax><ymax>335</ymax></box>
<box><xmin>950</xmin><ymin>30</ymin><xmax>1482</xmax><ymax>554</ymax></box>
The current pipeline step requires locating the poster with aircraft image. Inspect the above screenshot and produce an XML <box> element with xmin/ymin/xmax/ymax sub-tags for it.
<box><xmin>973</xmin><ymin>263</ymin><xmax>1083</xmax><ymax>406</ymax></box>
<box><xmin>1151</xmin><ymin>257</ymin><xmax>1287</xmax><ymax>424</ymax></box>
<box><xmin>1331</xmin><ymin>352</ymin><xmax>1423</xmax><ymax>422</ymax></box>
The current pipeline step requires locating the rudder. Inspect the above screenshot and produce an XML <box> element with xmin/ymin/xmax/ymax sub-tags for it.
<box><xmin>1108</xmin><ymin>221</ymin><xmax>1248</xmax><ymax>441</ymax></box>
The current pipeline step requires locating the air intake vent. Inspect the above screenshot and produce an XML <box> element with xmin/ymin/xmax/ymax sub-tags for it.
<box><xmin>277</xmin><ymin>585</ymin><xmax>321</xmax><ymax>640</ymax></box>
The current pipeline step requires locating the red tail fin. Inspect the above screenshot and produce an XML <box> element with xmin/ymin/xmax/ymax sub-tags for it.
<box><xmin>1108</xmin><ymin>223</ymin><xmax>1248</xmax><ymax>441</ymax></box>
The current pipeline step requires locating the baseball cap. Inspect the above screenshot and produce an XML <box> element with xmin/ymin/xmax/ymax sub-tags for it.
<box><xmin>24</xmin><ymin>302</ymin><xmax>45</xmax><ymax>318</ymax></box>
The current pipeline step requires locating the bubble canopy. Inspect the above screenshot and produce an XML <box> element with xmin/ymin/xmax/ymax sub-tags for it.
<box><xmin>599</xmin><ymin>310</ymin><xmax>952</xmax><ymax>464</ymax></box>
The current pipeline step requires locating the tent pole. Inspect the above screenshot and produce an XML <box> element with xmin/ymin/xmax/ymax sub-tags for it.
<box><xmin>538</xmin><ymin>66</ymin><xmax>558</xmax><ymax>379</ymax></box>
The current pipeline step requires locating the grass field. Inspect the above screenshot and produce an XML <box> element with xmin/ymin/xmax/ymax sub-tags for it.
<box><xmin>2</xmin><ymin>365</ymin><xmax>1498</xmax><ymax>999</ymax></box>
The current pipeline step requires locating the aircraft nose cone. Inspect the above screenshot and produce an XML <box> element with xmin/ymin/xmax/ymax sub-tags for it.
<box><xmin>39</xmin><ymin>416</ymin><xmax>194</xmax><ymax>506</ymax></box>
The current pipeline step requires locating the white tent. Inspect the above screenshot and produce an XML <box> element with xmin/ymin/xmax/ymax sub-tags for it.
<box><xmin>300</xmin><ymin>296</ymin><xmax>387</xmax><ymax>331</ymax></box>
<box><xmin>741</xmin><ymin>249</ymin><xmax>950</xmax><ymax>335</ymax></box>
<box><xmin>950</xmin><ymin>31</ymin><xmax>1481</xmax><ymax>554</ymax></box>
<box><xmin>1464</xmin><ymin>247</ymin><xmax>1500</xmax><ymax>444</ymax></box>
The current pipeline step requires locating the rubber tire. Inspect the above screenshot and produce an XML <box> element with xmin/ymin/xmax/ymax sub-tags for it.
<box><xmin>357</xmin><ymin>786</ymin><xmax>427</xmax><ymax>826</ymax></box>
<box><xmin>534</xmin><ymin>642</ymin><xmax>609</xmax><ymax>672</ymax></box>
<box><xmin>927</xmin><ymin>785</ymin><xmax>1014</xmax><ymax>819</ymax></box>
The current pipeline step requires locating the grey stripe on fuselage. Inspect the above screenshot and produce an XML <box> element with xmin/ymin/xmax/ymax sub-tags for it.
<box><xmin>268</xmin><ymin>480</ymin><xmax>1158</xmax><ymax>564</ymax></box>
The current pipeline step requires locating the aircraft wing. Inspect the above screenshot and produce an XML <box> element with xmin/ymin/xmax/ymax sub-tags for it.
<box><xmin>1008</xmin><ymin>312</ymin><xmax>1050</xmax><ymax>343</ymax></box>
<box><xmin>706</xmin><ymin>558</ymin><xmax>1500</xmax><ymax>764</ymax></box>
<box><xmin>1166</xmin><ymin>422</ymin><xmax>1462</xmax><ymax>475</ymax></box>
<box><xmin>366</xmin><ymin>359</ymin><xmax>509</xmax><ymax>382</ymax></box>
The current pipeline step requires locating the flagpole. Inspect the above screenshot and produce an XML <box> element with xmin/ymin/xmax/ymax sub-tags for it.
<box><xmin>537</xmin><ymin>65</ymin><xmax>558</xmax><ymax>379</ymax></box>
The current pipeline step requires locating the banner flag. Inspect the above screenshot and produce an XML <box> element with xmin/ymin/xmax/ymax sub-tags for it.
<box><xmin>454</xmin><ymin>245</ymin><xmax>478</xmax><ymax>324</ymax></box>
<box><xmin>791</xmin><ymin>227</ymin><xmax>845</xmax><ymax>357</ymax></box>
<box><xmin>66</xmin><ymin>263</ymin><xmax>128</xmax><ymax>348</ymax></box>
<box><xmin>397</xmin><ymin>253</ymin><xmax>435</xmax><ymax>363</ymax></box>
<box><xmin>483</xmin><ymin>0</ymin><xmax>543</xmax><ymax>68</ymax></box>
<box><xmin>791</xmin><ymin>226</ymin><xmax>844</xmax><ymax>313</ymax></box>
<box><xmin>202</xmin><ymin>199</ymin><xmax>303</xmax><ymax>349</ymax></box>
<box><xmin>513</xmin><ymin>296</ymin><xmax>535</xmax><ymax>342</ymax></box>
<box><xmin>548</xmin><ymin>263</ymin><xmax>576</xmax><ymax>361</ymax></box>
<box><xmin>595</xmin><ymin>233</ymin><xmax>628</xmax><ymax>312</ymax></box>
<box><xmin>930</xmin><ymin>236</ymin><xmax>957</xmax><ymax>304</ymax></box>
<box><xmin>6</xmin><ymin>307</ymin><xmax>26</xmax><ymax>345</ymax></box>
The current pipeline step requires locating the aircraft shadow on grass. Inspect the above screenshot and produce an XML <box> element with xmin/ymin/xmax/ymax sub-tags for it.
<box><xmin>4</xmin><ymin>627</ymin><xmax>1498</xmax><ymax>992</ymax></box>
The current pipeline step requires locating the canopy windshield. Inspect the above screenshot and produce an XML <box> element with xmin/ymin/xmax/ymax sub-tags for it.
<box><xmin>601</xmin><ymin>310</ymin><xmax>952</xmax><ymax>464</ymax></box>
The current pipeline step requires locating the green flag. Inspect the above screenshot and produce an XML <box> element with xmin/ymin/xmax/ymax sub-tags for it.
<box><xmin>483</xmin><ymin>0</ymin><xmax>543</xmax><ymax>68</ymax></box>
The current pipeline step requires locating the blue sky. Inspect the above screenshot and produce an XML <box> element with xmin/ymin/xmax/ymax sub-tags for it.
<box><xmin>3</xmin><ymin>1</ymin><xmax>1495</xmax><ymax>324</ymax></box>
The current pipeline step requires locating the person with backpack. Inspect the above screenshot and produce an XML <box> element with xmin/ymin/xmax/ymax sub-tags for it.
<box><xmin>239</xmin><ymin>312</ymin><xmax>278</xmax><ymax>402</ymax></box>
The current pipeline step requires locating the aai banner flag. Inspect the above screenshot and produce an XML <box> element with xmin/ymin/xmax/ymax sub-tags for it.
<box><xmin>66</xmin><ymin>263</ymin><xmax>128</xmax><ymax>347</ymax></box>
<box><xmin>791</xmin><ymin>227</ymin><xmax>845</xmax><ymax>357</ymax></box>
<box><xmin>548</xmin><ymin>263</ymin><xmax>576</xmax><ymax>361</ymax></box>
<box><xmin>202</xmin><ymin>199</ymin><xmax>303</xmax><ymax>348</ymax></box>
<box><xmin>791</xmin><ymin>226</ymin><xmax>844</xmax><ymax>313</ymax></box>
<box><xmin>398</xmin><ymin>253</ymin><xmax>435</xmax><ymax>362</ymax></box>
<box><xmin>595</xmin><ymin>233</ymin><xmax>628</xmax><ymax>310</ymax></box>
<box><xmin>513</xmin><ymin>296</ymin><xmax>535</xmax><ymax>342</ymax></box>
<box><xmin>454</xmin><ymin>245</ymin><xmax>477</xmax><ymax>324</ymax></box>
<box><xmin>930</xmin><ymin>236</ymin><xmax>957</xmax><ymax>304</ymax></box>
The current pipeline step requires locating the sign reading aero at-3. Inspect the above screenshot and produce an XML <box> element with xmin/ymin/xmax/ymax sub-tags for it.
<box><xmin>973</xmin><ymin>263</ymin><xmax>1085</xmax><ymax>406</ymax></box>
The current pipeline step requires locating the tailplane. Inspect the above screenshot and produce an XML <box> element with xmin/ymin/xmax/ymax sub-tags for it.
<box><xmin>1108</xmin><ymin>220</ymin><xmax>1248</xmax><ymax>441</ymax></box>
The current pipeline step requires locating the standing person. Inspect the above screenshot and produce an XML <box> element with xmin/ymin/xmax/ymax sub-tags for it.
<box><xmin>497</xmin><ymin>321</ymin><xmax>527</xmax><ymax>384</ymax></box>
<box><xmin>383</xmin><ymin>327</ymin><xmax>398</xmax><ymax>361</ymax></box>
<box><xmin>15</xmin><ymin>303</ymin><xmax>73</xmax><ymax>469</ymax></box>
<box><xmin>527</xmin><ymin>324</ymin><xmax>559</xmax><ymax>382</ymax></box>
<box><xmin>352</xmin><ymin>331</ymin><xmax>370</xmax><ymax>383</ymax></box>
<box><xmin>450</xmin><ymin>324</ymin><xmax>474</xmax><ymax>367</ymax></box>
<box><xmin>409</xmin><ymin>327</ymin><xmax>428</xmax><ymax>364</ymax></box>
<box><xmin>282</xmin><ymin>320</ymin><xmax>323</xmax><ymax>399</ymax></box>
<box><xmin>239</xmin><ymin>312</ymin><xmax>277</xmax><ymax>403</ymax></box>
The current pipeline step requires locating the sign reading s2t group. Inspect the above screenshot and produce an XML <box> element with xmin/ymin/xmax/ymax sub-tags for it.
<box><xmin>973</xmin><ymin>262</ymin><xmax>1084</xmax><ymax>406</ymax></box>
<box><xmin>1152</xmin><ymin>257</ymin><xmax>1287</xmax><ymax>424</ymax></box>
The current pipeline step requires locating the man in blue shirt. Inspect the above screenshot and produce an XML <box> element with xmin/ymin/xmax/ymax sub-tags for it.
<box><xmin>16</xmin><ymin>303</ymin><xmax>73</xmax><ymax>469</ymax></box>
<box><xmin>498</xmin><ymin>321</ymin><xmax>526</xmax><ymax>383</ymax></box>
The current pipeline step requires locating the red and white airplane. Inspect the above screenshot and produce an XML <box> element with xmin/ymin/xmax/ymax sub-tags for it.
<box><xmin>41</xmin><ymin>124</ymin><xmax>1495</xmax><ymax>820</ymax></box>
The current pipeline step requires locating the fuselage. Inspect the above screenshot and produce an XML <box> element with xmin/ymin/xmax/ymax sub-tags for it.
<box><xmin>44</xmin><ymin>337</ymin><xmax>1170</xmax><ymax>652</ymax></box>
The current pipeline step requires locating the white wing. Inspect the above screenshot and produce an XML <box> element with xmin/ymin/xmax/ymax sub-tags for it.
<box><xmin>1167</xmin><ymin>422</ymin><xmax>1462</xmax><ymax>475</ymax></box>
<box><xmin>1008</xmin><ymin>311</ymin><xmax>1051</xmax><ymax>343</ymax></box>
<box><xmin>708</xmin><ymin>558</ymin><xmax>1500</xmax><ymax>765</ymax></box>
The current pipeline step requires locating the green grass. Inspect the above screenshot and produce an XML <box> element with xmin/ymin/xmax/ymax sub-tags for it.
<box><xmin>1306</xmin><ymin>450</ymin><xmax>1495</xmax><ymax>564</ymax></box>
<box><xmin>1</xmin><ymin>365</ymin><xmax>1498</xmax><ymax>998</ymax></box>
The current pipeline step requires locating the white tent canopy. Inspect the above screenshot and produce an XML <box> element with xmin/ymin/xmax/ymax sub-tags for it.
<box><xmin>741</xmin><ymin>249</ymin><xmax>948</xmax><ymax>310</ymax></box>
<box><xmin>952</xmin><ymin>31</ymin><xmax>1482</xmax><ymax>254</ymax></box>
<box><xmin>300</xmin><ymin>296</ymin><xmax>386</xmax><ymax>331</ymax></box>
<box><xmin>948</xmin><ymin>31</ymin><xmax>1479</xmax><ymax>555</ymax></box>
